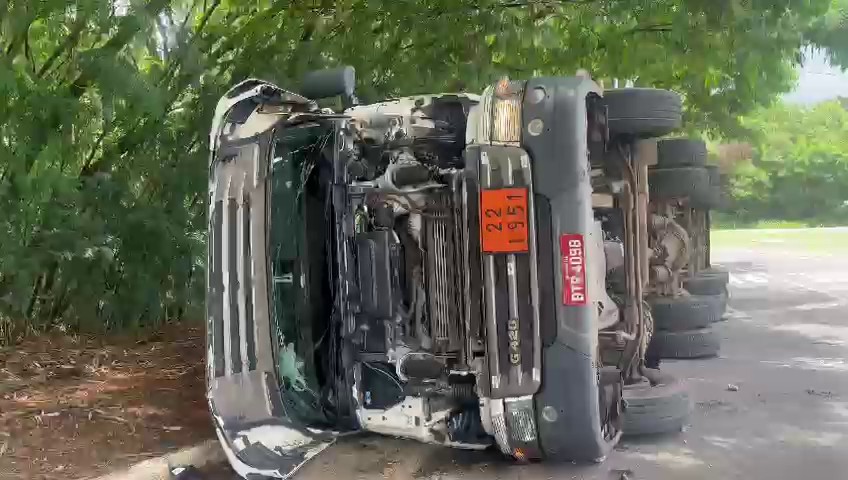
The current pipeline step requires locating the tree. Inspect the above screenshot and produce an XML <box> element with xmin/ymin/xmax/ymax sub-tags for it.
<box><xmin>805</xmin><ymin>0</ymin><xmax>848</xmax><ymax>68</ymax></box>
<box><xmin>192</xmin><ymin>0</ymin><xmax>835</xmax><ymax>134</ymax></box>
<box><xmin>724</xmin><ymin>100</ymin><xmax>848</xmax><ymax>224</ymax></box>
<box><xmin>0</xmin><ymin>0</ymin><xmax>843</xmax><ymax>342</ymax></box>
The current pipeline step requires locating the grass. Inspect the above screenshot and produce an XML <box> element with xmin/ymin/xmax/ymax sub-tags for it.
<box><xmin>745</xmin><ymin>219</ymin><xmax>811</xmax><ymax>229</ymax></box>
<box><xmin>711</xmin><ymin>226</ymin><xmax>848</xmax><ymax>253</ymax></box>
<box><xmin>711</xmin><ymin>215</ymin><xmax>834</xmax><ymax>230</ymax></box>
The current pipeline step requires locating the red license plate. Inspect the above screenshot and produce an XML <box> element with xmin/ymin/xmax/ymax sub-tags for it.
<box><xmin>480</xmin><ymin>188</ymin><xmax>529</xmax><ymax>253</ymax></box>
<box><xmin>561</xmin><ymin>233</ymin><xmax>587</xmax><ymax>305</ymax></box>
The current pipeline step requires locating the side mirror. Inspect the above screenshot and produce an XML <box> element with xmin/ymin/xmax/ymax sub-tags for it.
<box><xmin>299</xmin><ymin>66</ymin><xmax>356</xmax><ymax>106</ymax></box>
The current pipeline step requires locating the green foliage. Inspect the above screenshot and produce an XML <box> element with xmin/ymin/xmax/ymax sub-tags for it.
<box><xmin>805</xmin><ymin>0</ymin><xmax>848</xmax><ymax>69</ymax></box>
<box><xmin>0</xmin><ymin>1</ymin><xmax>205</xmax><ymax>340</ymax></box>
<box><xmin>723</xmin><ymin>100</ymin><xmax>848</xmax><ymax>225</ymax></box>
<box><xmin>0</xmin><ymin>0</ymin><xmax>842</xmax><ymax>342</ymax></box>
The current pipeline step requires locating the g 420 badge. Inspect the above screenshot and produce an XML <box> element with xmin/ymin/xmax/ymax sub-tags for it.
<box><xmin>507</xmin><ymin>318</ymin><xmax>521</xmax><ymax>365</ymax></box>
<box><xmin>560</xmin><ymin>233</ymin><xmax>587</xmax><ymax>306</ymax></box>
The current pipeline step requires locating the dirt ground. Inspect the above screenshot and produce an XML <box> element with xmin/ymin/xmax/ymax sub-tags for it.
<box><xmin>0</xmin><ymin>323</ymin><xmax>213</xmax><ymax>480</ymax></box>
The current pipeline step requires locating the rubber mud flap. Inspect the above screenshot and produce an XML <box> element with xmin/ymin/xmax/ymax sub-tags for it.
<box><xmin>534</xmin><ymin>342</ymin><xmax>613</xmax><ymax>461</ymax></box>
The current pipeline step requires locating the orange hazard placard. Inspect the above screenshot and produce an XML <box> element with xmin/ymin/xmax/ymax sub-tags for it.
<box><xmin>480</xmin><ymin>188</ymin><xmax>529</xmax><ymax>253</ymax></box>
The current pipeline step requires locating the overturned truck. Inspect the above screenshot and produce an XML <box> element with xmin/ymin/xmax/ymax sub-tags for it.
<box><xmin>206</xmin><ymin>68</ymin><xmax>692</xmax><ymax>478</ymax></box>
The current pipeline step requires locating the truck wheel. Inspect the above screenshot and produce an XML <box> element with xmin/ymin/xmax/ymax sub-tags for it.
<box><xmin>657</xmin><ymin>139</ymin><xmax>707</xmax><ymax>167</ymax></box>
<box><xmin>648</xmin><ymin>166</ymin><xmax>711</xmax><ymax>203</ymax></box>
<box><xmin>713</xmin><ymin>292</ymin><xmax>728</xmax><ymax>321</ymax></box>
<box><xmin>684</xmin><ymin>273</ymin><xmax>728</xmax><ymax>296</ymax></box>
<box><xmin>605</xmin><ymin>88</ymin><xmax>682</xmax><ymax>138</ymax></box>
<box><xmin>690</xmin><ymin>185</ymin><xmax>723</xmax><ymax>210</ymax></box>
<box><xmin>705</xmin><ymin>165</ymin><xmax>720</xmax><ymax>185</ymax></box>
<box><xmin>691</xmin><ymin>165</ymin><xmax>727</xmax><ymax>210</ymax></box>
<box><xmin>648</xmin><ymin>295</ymin><xmax>721</xmax><ymax>330</ymax></box>
<box><xmin>701</xmin><ymin>267</ymin><xmax>730</xmax><ymax>283</ymax></box>
<box><xmin>623</xmin><ymin>372</ymin><xmax>691</xmax><ymax>436</ymax></box>
<box><xmin>647</xmin><ymin>328</ymin><xmax>720</xmax><ymax>359</ymax></box>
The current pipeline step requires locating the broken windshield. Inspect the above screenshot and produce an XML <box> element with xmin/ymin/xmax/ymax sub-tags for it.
<box><xmin>269</xmin><ymin>123</ymin><xmax>335</xmax><ymax>427</ymax></box>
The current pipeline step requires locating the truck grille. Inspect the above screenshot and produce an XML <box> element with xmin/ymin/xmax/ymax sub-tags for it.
<box><xmin>465</xmin><ymin>144</ymin><xmax>542</xmax><ymax>399</ymax></box>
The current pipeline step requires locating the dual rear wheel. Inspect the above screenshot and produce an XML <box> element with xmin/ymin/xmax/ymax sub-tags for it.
<box><xmin>649</xmin><ymin>138</ymin><xmax>725</xmax><ymax>209</ymax></box>
<box><xmin>647</xmin><ymin>269</ymin><xmax>729</xmax><ymax>360</ymax></box>
<box><xmin>627</xmin><ymin>270</ymin><xmax>730</xmax><ymax>437</ymax></box>
<box><xmin>604</xmin><ymin>88</ymin><xmax>698</xmax><ymax>439</ymax></box>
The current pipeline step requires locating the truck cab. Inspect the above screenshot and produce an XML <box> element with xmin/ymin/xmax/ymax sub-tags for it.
<box><xmin>206</xmin><ymin>69</ymin><xmax>686</xmax><ymax>478</ymax></box>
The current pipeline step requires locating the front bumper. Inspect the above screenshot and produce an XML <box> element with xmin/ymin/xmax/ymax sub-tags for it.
<box><xmin>475</xmin><ymin>76</ymin><xmax>619</xmax><ymax>462</ymax></box>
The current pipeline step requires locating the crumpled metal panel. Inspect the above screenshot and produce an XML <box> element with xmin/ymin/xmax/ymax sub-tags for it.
<box><xmin>208</xmin><ymin>133</ymin><xmax>278</xmax><ymax>423</ymax></box>
<box><xmin>207</xmin><ymin>81</ymin><xmax>336</xmax><ymax>479</ymax></box>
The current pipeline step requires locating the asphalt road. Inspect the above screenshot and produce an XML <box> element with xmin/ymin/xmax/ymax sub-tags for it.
<box><xmin>209</xmin><ymin>246</ymin><xmax>848</xmax><ymax>480</ymax></box>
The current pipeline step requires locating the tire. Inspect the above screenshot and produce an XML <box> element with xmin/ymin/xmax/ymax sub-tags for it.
<box><xmin>690</xmin><ymin>165</ymin><xmax>727</xmax><ymax>210</ymax></box>
<box><xmin>647</xmin><ymin>328</ymin><xmax>720</xmax><ymax>359</ymax></box>
<box><xmin>690</xmin><ymin>184</ymin><xmax>723</xmax><ymax>210</ymax></box>
<box><xmin>648</xmin><ymin>295</ymin><xmax>721</xmax><ymax>330</ymax></box>
<box><xmin>648</xmin><ymin>166</ymin><xmax>711</xmax><ymax>203</ymax></box>
<box><xmin>684</xmin><ymin>273</ymin><xmax>728</xmax><ymax>296</ymax></box>
<box><xmin>705</xmin><ymin>165</ymin><xmax>720</xmax><ymax>185</ymax></box>
<box><xmin>702</xmin><ymin>267</ymin><xmax>730</xmax><ymax>283</ymax></box>
<box><xmin>657</xmin><ymin>139</ymin><xmax>707</xmax><ymax>167</ymax></box>
<box><xmin>605</xmin><ymin>88</ymin><xmax>682</xmax><ymax>138</ymax></box>
<box><xmin>623</xmin><ymin>371</ymin><xmax>691</xmax><ymax>436</ymax></box>
<box><xmin>713</xmin><ymin>292</ymin><xmax>728</xmax><ymax>321</ymax></box>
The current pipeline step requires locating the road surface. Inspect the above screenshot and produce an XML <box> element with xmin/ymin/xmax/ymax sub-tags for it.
<box><xmin>209</xmin><ymin>245</ymin><xmax>848</xmax><ymax>480</ymax></box>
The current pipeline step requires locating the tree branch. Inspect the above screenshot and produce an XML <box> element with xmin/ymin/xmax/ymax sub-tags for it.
<box><xmin>5</xmin><ymin>18</ymin><xmax>34</xmax><ymax>58</ymax></box>
<box><xmin>492</xmin><ymin>0</ymin><xmax>601</xmax><ymax>7</ymax></box>
<box><xmin>624</xmin><ymin>23</ymin><xmax>673</xmax><ymax>34</ymax></box>
<box><xmin>68</xmin><ymin>0</ymin><xmax>170</xmax><ymax>99</ymax></box>
<box><xmin>24</xmin><ymin>28</ymin><xmax>34</xmax><ymax>75</ymax></box>
<box><xmin>80</xmin><ymin>128</ymin><xmax>109</xmax><ymax>175</ymax></box>
<box><xmin>157</xmin><ymin>0</ymin><xmax>223</xmax><ymax>87</ymax></box>
<box><xmin>38</xmin><ymin>16</ymin><xmax>89</xmax><ymax>79</ymax></box>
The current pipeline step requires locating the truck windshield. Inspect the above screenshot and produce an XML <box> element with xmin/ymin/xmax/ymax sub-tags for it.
<box><xmin>269</xmin><ymin>123</ymin><xmax>335</xmax><ymax>427</ymax></box>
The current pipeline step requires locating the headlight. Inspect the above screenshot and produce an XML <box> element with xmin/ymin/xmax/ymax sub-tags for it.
<box><xmin>491</xmin><ymin>78</ymin><xmax>524</xmax><ymax>144</ymax></box>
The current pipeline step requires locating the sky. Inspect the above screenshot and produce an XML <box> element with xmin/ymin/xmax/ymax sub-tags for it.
<box><xmin>784</xmin><ymin>49</ymin><xmax>848</xmax><ymax>105</ymax></box>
